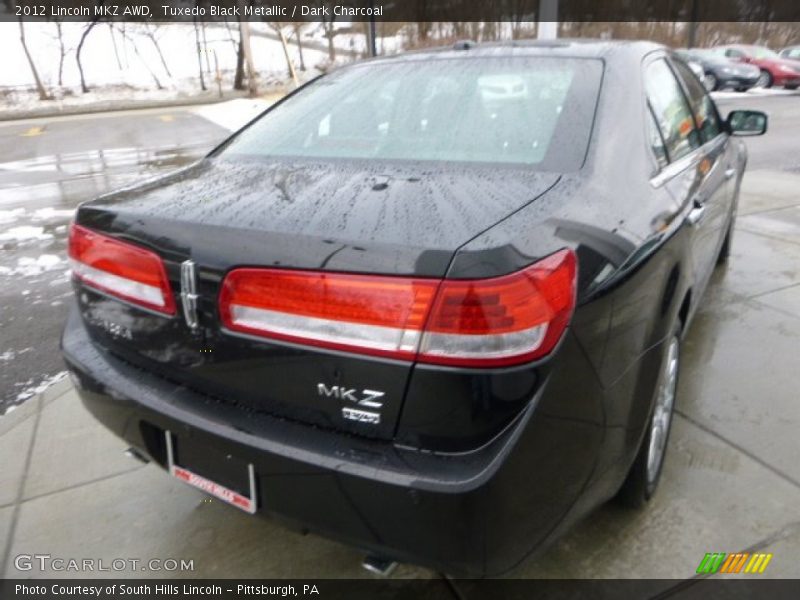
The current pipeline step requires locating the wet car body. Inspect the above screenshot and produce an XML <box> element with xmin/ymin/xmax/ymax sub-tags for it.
<box><xmin>63</xmin><ymin>41</ymin><xmax>757</xmax><ymax>575</ymax></box>
<box><xmin>716</xmin><ymin>44</ymin><xmax>800</xmax><ymax>89</ymax></box>
<box><xmin>675</xmin><ymin>48</ymin><xmax>760</xmax><ymax>91</ymax></box>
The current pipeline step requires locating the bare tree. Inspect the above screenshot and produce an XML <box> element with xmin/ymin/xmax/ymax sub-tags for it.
<box><xmin>234</xmin><ymin>36</ymin><xmax>246</xmax><ymax>90</ymax></box>
<box><xmin>76</xmin><ymin>20</ymin><xmax>100</xmax><ymax>93</ymax></box>
<box><xmin>118</xmin><ymin>27</ymin><xmax>164</xmax><ymax>89</ymax></box>
<box><xmin>108</xmin><ymin>23</ymin><xmax>124</xmax><ymax>70</ymax></box>
<box><xmin>269</xmin><ymin>22</ymin><xmax>299</xmax><ymax>84</ymax></box>
<box><xmin>53</xmin><ymin>21</ymin><xmax>67</xmax><ymax>87</ymax></box>
<box><xmin>18</xmin><ymin>19</ymin><xmax>50</xmax><ymax>100</ymax></box>
<box><xmin>193</xmin><ymin>19</ymin><xmax>207</xmax><ymax>91</ymax></box>
<box><xmin>223</xmin><ymin>20</ymin><xmax>246</xmax><ymax>91</ymax></box>
<box><xmin>237</xmin><ymin>11</ymin><xmax>257</xmax><ymax>96</ymax></box>
<box><xmin>201</xmin><ymin>21</ymin><xmax>211</xmax><ymax>74</ymax></box>
<box><xmin>142</xmin><ymin>23</ymin><xmax>173</xmax><ymax>78</ymax></box>
<box><xmin>320</xmin><ymin>11</ymin><xmax>337</xmax><ymax>61</ymax></box>
<box><xmin>293</xmin><ymin>23</ymin><xmax>307</xmax><ymax>71</ymax></box>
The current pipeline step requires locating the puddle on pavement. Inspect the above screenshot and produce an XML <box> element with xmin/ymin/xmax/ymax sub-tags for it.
<box><xmin>0</xmin><ymin>142</ymin><xmax>211</xmax><ymax>412</ymax></box>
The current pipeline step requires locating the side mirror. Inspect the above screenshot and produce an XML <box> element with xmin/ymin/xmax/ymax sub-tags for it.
<box><xmin>726</xmin><ymin>110</ymin><xmax>768</xmax><ymax>136</ymax></box>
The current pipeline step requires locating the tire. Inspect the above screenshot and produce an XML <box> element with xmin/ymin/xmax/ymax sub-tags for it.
<box><xmin>756</xmin><ymin>70</ymin><xmax>773</xmax><ymax>88</ymax></box>
<box><xmin>734</xmin><ymin>86</ymin><xmax>749</xmax><ymax>92</ymax></box>
<box><xmin>703</xmin><ymin>73</ymin><xmax>718</xmax><ymax>92</ymax></box>
<box><xmin>616</xmin><ymin>328</ymin><xmax>680</xmax><ymax>508</ymax></box>
<box><xmin>785</xmin><ymin>84</ymin><xmax>799</xmax><ymax>90</ymax></box>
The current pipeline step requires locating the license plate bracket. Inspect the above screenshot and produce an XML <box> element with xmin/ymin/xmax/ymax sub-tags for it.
<box><xmin>165</xmin><ymin>430</ymin><xmax>257</xmax><ymax>514</ymax></box>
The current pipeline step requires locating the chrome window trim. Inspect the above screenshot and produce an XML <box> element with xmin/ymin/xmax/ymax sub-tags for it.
<box><xmin>649</xmin><ymin>133</ymin><xmax>726</xmax><ymax>189</ymax></box>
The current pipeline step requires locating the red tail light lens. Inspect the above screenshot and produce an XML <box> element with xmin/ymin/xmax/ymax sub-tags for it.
<box><xmin>219</xmin><ymin>249</ymin><xmax>576</xmax><ymax>368</ymax></box>
<box><xmin>418</xmin><ymin>249</ymin><xmax>576</xmax><ymax>366</ymax></box>
<box><xmin>219</xmin><ymin>269</ymin><xmax>439</xmax><ymax>360</ymax></box>
<box><xmin>68</xmin><ymin>223</ymin><xmax>176</xmax><ymax>315</ymax></box>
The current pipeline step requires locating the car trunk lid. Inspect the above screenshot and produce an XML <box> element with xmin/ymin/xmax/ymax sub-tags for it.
<box><xmin>73</xmin><ymin>157</ymin><xmax>560</xmax><ymax>439</ymax></box>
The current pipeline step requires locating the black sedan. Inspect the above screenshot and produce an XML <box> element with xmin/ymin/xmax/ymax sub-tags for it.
<box><xmin>62</xmin><ymin>41</ymin><xmax>766</xmax><ymax>576</ymax></box>
<box><xmin>675</xmin><ymin>48</ymin><xmax>761</xmax><ymax>91</ymax></box>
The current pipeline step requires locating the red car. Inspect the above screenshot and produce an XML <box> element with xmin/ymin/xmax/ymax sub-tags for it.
<box><xmin>716</xmin><ymin>44</ymin><xmax>800</xmax><ymax>89</ymax></box>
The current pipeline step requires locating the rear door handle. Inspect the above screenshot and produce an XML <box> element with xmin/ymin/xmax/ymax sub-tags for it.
<box><xmin>687</xmin><ymin>199</ymin><xmax>706</xmax><ymax>226</ymax></box>
<box><xmin>725</xmin><ymin>167</ymin><xmax>736</xmax><ymax>180</ymax></box>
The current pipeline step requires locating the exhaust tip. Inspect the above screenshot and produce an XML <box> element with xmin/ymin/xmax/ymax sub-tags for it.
<box><xmin>124</xmin><ymin>447</ymin><xmax>150</xmax><ymax>464</ymax></box>
<box><xmin>361</xmin><ymin>555</ymin><xmax>397</xmax><ymax>577</ymax></box>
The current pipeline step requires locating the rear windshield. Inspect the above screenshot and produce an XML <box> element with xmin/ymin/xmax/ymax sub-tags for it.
<box><xmin>218</xmin><ymin>57</ymin><xmax>604</xmax><ymax>170</ymax></box>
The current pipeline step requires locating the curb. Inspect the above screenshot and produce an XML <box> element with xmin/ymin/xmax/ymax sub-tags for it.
<box><xmin>0</xmin><ymin>377</ymin><xmax>72</xmax><ymax>437</ymax></box>
<box><xmin>0</xmin><ymin>89</ymin><xmax>289</xmax><ymax>123</ymax></box>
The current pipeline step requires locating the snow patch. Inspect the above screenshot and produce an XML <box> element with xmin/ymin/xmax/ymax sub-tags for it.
<box><xmin>13</xmin><ymin>371</ymin><xmax>68</xmax><ymax>404</ymax></box>
<box><xmin>32</xmin><ymin>207</ymin><xmax>75</xmax><ymax>220</ymax></box>
<box><xmin>0</xmin><ymin>254</ymin><xmax>64</xmax><ymax>278</ymax></box>
<box><xmin>191</xmin><ymin>98</ymin><xmax>273</xmax><ymax>132</ymax></box>
<box><xmin>0</xmin><ymin>209</ymin><xmax>26</xmax><ymax>225</ymax></box>
<box><xmin>0</xmin><ymin>226</ymin><xmax>53</xmax><ymax>242</ymax></box>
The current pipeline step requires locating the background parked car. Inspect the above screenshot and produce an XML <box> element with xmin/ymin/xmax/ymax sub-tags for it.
<box><xmin>685</xmin><ymin>59</ymin><xmax>706</xmax><ymax>84</ymax></box>
<box><xmin>780</xmin><ymin>45</ymin><xmax>800</xmax><ymax>60</ymax></box>
<box><xmin>675</xmin><ymin>48</ymin><xmax>760</xmax><ymax>92</ymax></box>
<box><xmin>714</xmin><ymin>44</ymin><xmax>800</xmax><ymax>89</ymax></box>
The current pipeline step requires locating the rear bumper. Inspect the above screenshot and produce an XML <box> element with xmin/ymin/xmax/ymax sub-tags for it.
<box><xmin>62</xmin><ymin>305</ymin><xmax>604</xmax><ymax>576</ymax></box>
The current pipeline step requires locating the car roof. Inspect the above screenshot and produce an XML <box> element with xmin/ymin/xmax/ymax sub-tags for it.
<box><xmin>358</xmin><ymin>39</ymin><xmax>664</xmax><ymax>66</ymax></box>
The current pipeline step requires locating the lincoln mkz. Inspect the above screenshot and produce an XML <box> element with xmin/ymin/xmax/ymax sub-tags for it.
<box><xmin>62</xmin><ymin>40</ymin><xmax>767</xmax><ymax>575</ymax></box>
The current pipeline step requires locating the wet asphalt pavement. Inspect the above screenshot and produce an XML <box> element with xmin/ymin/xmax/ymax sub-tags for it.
<box><xmin>0</xmin><ymin>108</ymin><xmax>230</xmax><ymax>412</ymax></box>
<box><xmin>0</xmin><ymin>93</ymin><xmax>797</xmax><ymax>413</ymax></box>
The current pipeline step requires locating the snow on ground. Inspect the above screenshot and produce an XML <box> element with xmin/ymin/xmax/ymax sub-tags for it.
<box><xmin>190</xmin><ymin>97</ymin><xmax>275</xmax><ymax>131</ymax></box>
<box><xmin>10</xmin><ymin>371</ymin><xmax>67</xmax><ymax>406</ymax></box>
<box><xmin>0</xmin><ymin>225</ymin><xmax>53</xmax><ymax>243</ymax></box>
<box><xmin>3</xmin><ymin>254</ymin><xmax>65</xmax><ymax>278</ymax></box>
<box><xmin>711</xmin><ymin>88</ymin><xmax>798</xmax><ymax>99</ymax></box>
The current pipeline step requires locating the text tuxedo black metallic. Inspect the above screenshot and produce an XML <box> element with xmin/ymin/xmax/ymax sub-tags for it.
<box><xmin>62</xmin><ymin>40</ymin><xmax>766</xmax><ymax>575</ymax></box>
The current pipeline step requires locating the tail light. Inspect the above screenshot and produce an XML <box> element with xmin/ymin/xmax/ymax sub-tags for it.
<box><xmin>68</xmin><ymin>223</ymin><xmax>176</xmax><ymax>315</ymax></box>
<box><xmin>220</xmin><ymin>249</ymin><xmax>576</xmax><ymax>368</ymax></box>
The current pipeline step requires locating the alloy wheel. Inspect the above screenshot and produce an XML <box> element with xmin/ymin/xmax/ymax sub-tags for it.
<box><xmin>646</xmin><ymin>336</ymin><xmax>679</xmax><ymax>484</ymax></box>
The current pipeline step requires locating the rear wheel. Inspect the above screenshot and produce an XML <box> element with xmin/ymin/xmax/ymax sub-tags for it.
<box><xmin>756</xmin><ymin>70</ymin><xmax>773</xmax><ymax>88</ymax></box>
<box><xmin>616</xmin><ymin>329</ymin><xmax>680</xmax><ymax>508</ymax></box>
<box><xmin>785</xmin><ymin>84</ymin><xmax>799</xmax><ymax>90</ymax></box>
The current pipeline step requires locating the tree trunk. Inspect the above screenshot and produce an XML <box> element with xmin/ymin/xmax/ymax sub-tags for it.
<box><xmin>238</xmin><ymin>18</ymin><xmax>257</xmax><ymax>97</ymax></box>
<box><xmin>234</xmin><ymin>37</ymin><xmax>245</xmax><ymax>90</ymax></box>
<box><xmin>294</xmin><ymin>25</ymin><xmax>306</xmax><ymax>71</ymax></box>
<box><xmin>55</xmin><ymin>21</ymin><xmax>66</xmax><ymax>87</ymax></box>
<box><xmin>19</xmin><ymin>19</ymin><xmax>49</xmax><ymax>100</ymax></box>
<box><xmin>193</xmin><ymin>19</ymin><xmax>207</xmax><ymax>91</ymax></box>
<box><xmin>76</xmin><ymin>21</ymin><xmax>98</xmax><ymax>93</ymax></box>
<box><xmin>145</xmin><ymin>24</ymin><xmax>172</xmax><ymax>78</ymax></box>
<box><xmin>323</xmin><ymin>18</ymin><xmax>336</xmax><ymax>61</ymax></box>
<box><xmin>277</xmin><ymin>26</ymin><xmax>299</xmax><ymax>86</ymax></box>
<box><xmin>108</xmin><ymin>23</ymin><xmax>123</xmax><ymax>70</ymax></box>
<box><xmin>201</xmin><ymin>22</ymin><xmax>211</xmax><ymax>74</ymax></box>
<box><xmin>120</xmin><ymin>28</ymin><xmax>163</xmax><ymax>90</ymax></box>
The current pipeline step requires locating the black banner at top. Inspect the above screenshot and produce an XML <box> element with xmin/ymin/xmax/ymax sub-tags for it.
<box><xmin>3</xmin><ymin>0</ymin><xmax>800</xmax><ymax>23</ymax></box>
